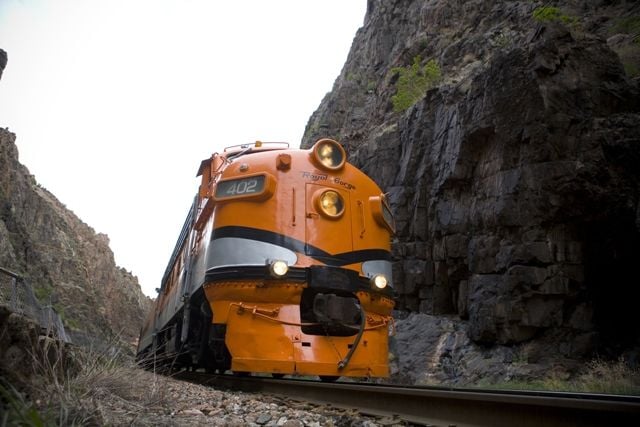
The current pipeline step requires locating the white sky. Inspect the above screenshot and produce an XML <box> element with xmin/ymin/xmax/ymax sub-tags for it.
<box><xmin>0</xmin><ymin>0</ymin><xmax>366</xmax><ymax>297</ymax></box>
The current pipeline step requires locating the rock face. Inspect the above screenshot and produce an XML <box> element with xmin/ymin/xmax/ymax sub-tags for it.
<box><xmin>0</xmin><ymin>53</ymin><xmax>150</xmax><ymax>348</ymax></box>
<box><xmin>0</xmin><ymin>49</ymin><xmax>7</xmax><ymax>80</ymax></box>
<box><xmin>389</xmin><ymin>312</ymin><xmax>584</xmax><ymax>385</ymax></box>
<box><xmin>302</xmin><ymin>0</ymin><xmax>640</xmax><ymax>362</ymax></box>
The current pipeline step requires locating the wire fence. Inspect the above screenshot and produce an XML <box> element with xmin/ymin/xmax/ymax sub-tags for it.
<box><xmin>0</xmin><ymin>266</ymin><xmax>70</xmax><ymax>343</ymax></box>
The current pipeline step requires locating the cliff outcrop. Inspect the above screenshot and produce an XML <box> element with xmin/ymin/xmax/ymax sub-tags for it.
<box><xmin>0</xmin><ymin>52</ymin><xmax>150</xmax><ymax>347</ymax></box>
<box><xmin>302</xmin><ymin>0</ymin><xmax>640</xmax><ymax>377</ymax></box>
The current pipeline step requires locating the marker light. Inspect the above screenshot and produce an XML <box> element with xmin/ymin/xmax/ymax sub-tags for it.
<box><xmin>312</xmin><ymin>139</ymin><xmax>346</xmax><ymax>170</ymax></box>
<box><xmin>319</xmin><ymin>190</ymin><xmax>345</xmax><ymax>218</ymax></box>
<box><xmin>269</xmin><ymin>260</ymin><xmax>289</xmax><ymax>278</ymax></box>
<box><xmin>371</xmin><ymin>274</ymin><xmax>388</xmax><ymax>290</ymax></box>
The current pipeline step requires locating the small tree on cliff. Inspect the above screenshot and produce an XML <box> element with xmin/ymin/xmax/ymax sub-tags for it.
<box><xmin>391</xmin><ymin>55</ymin><xmax>441</xmax><ymax>112</ymax></box>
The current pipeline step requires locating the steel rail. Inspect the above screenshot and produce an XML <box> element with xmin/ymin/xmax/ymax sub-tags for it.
<box><xmin>173</xmin><ymin>372</ymin><xmax>640</xmax><ymax>427</ymax></box>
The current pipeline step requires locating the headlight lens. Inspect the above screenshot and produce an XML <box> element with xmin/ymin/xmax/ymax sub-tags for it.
<box><xmin>312</xmin><ymin>139</ymin><xmax>346</xmax><ymax>170</ymax></box>
<box><xmin>269</xmin><ymin>260</ymin><xmax>289</xmax><ymax>278</ymax></box>
<box><xmin>319</xmin><ymin>190</ymin><xmax>345</xmax><ymax>218</ymax></box>
<box><xmin>371</xmin><ymin>274</ymin><xmax>388</xmax><ymax>290</ymax></box>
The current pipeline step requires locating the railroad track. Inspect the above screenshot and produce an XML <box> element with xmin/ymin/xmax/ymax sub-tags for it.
<box><xmin>173</xmin><ymin>371</ymin><xmax>640</xmax><ymax>427</ymax></box>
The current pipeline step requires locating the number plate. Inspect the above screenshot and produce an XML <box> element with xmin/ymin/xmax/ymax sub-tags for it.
<box><xmin>215</xmin><ymin>175</ymin><xmax>266</xmax><ymax>199</ymax></box>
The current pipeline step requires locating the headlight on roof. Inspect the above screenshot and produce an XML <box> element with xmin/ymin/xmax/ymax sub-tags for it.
<box><xmin>311</xmin><ymin>138</ymin><xmax>346</xmax><ymax>170</ymax></box>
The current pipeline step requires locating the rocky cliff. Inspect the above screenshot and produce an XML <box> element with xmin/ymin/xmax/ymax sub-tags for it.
<box><xmin>0</xmin><ymin>128</ymin><xmax>151</xmax><ymax>348</ymax></box>
<box><xmin>302</xmin><ymin>0</ymin><xmax>640</xmax><ymax>379</ymax></box>
<box><xmin>0</xmin><ymin>50</ymin><xmax>151</xmax><ymax>348</ymax></box>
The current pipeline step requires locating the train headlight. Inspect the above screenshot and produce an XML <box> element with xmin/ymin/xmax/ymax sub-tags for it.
<box><xmin>318</xmin><ymin>190</ymin><xmax>345</xmax><ymax>218</ymax></box>
<box><xmin>312</xmin><ymin>139</ymin><xmax>346</xmax><ymax>170</ymax></box>
<box><xmin>371</xmin><ymin>274</ymin><xmax>388</xmax><ymax>290</ymax></box>
<box><xmin>269</xmin><ymin>260</ymin><xmax>289</xmax><ymax>278</ymax></box>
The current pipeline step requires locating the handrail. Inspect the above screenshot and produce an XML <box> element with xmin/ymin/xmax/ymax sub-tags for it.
<box><xmin>0</xmin><ymin>266</ymin><xmax>71</xmax><ymax>343</ymax></box>
<box><xmin>0</xmin><ymin>265</ymin><xmax>22</xmax><ymax>280</ymax></box>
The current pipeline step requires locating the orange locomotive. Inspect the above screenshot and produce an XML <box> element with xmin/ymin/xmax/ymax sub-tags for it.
<box><xmin>137</xmin><ymin>139</ymin><xmax>396</xmax><ymax>380</ymax></box>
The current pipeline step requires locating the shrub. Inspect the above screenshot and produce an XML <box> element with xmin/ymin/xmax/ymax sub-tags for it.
<box><xmin>391</xmin><ymin>55</ymin><xmax>442</xmax><ymax>112</ymax></box>
<box><xmin>613</xmin><ymin>43</ymin><xmax>640</xmax><ymax>78</ymax></box>
<box><xmin>0</xmin><ymin>380</ymin><xmax>50</xmax><ymax>426</ymax></box>
<box><xmin>624</xmin><ymin>61</ymin><xmax>640</xmax><ymax>78</ymax></box>
<box><xmin>532</xmin><ymin>6</ymin><xmax>577</xmax><ymax>25</ymax></box>
<box><xmin>610</xmin><ymin>16</ymin><xmax>640</xmax><ymax>39</ymax></box>
<box><xmin>578</xmin><ymin>357</ymin><xmax>640</xmax><ymax>395</ymax></box>
<box><xmin>478</xmin><ymin>357</ymin><xmax>640</xmax><ymax>395</ymax></box>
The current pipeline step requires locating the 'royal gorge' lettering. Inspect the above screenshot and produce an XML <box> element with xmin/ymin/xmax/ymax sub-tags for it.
<box><xmin>301</xmin><ymin>171</ymin><xmax>356</xmax><ymax>190</ymax></box>
<box><xmin>301</xmin><ymin>171</ymin><xmax>328</xmax><ymax>182</ymax></box>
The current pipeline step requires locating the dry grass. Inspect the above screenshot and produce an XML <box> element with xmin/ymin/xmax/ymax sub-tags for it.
<box><xmin>576</xmin><ymin>357</ymin><xmax>640</xmax><ymax>395</ymax></box>
<box><xmin>1</xmin><ymin>337</ymin><xmax>170</xmax><ymax>426</ymax></box>
<box><xmin>480</xmin><ymin>357</ymin><xmax>640</xmax><ymax>395</ymax></box>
